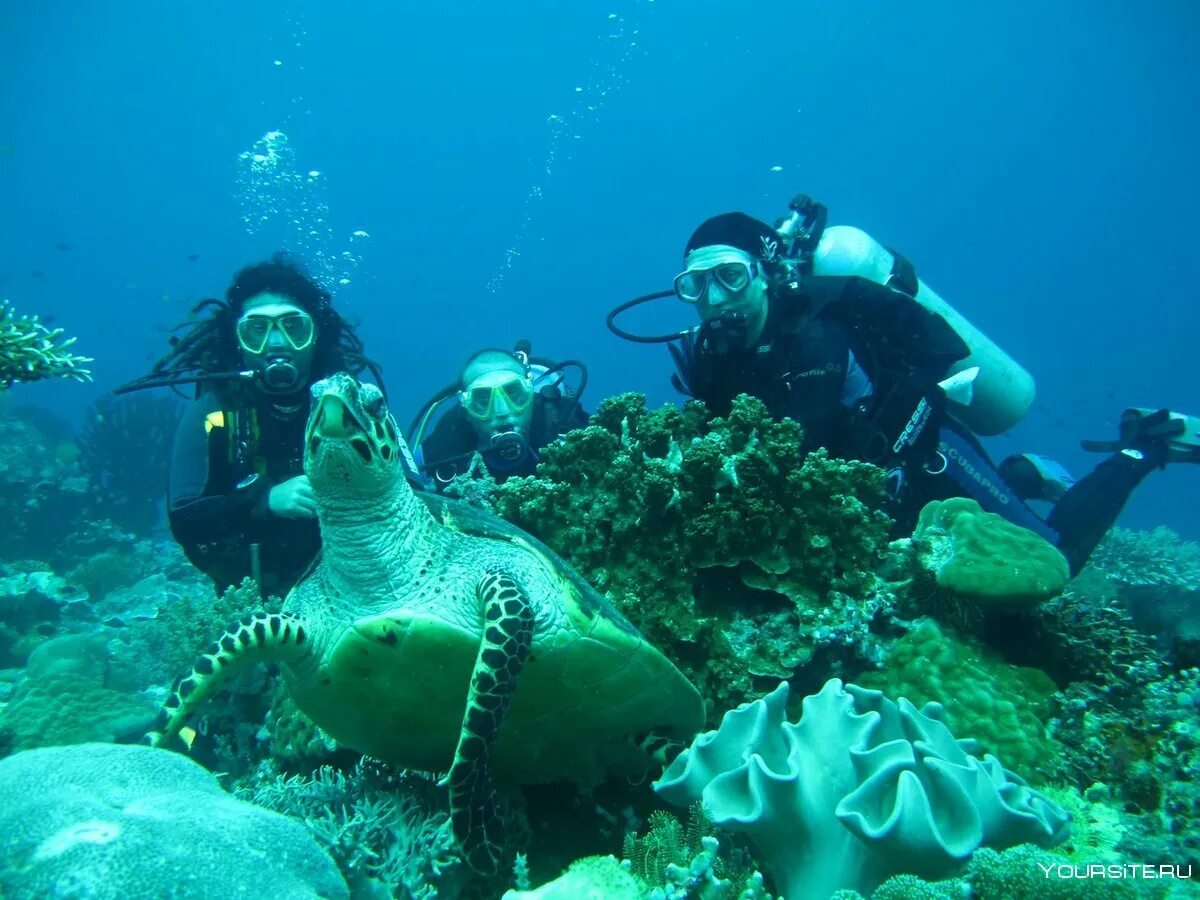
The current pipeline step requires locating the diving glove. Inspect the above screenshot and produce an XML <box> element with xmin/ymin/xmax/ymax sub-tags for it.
<box><xmin>1081</xmin><ymin>407</ymin><xmax>1200</xmax><ymax>464</ymax></box>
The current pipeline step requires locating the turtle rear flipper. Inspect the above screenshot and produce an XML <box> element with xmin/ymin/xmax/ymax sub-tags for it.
<box><xmin>444</xmin><ymin>572</ymin><xmax>533</xmax><ymax>874</ymax></box>
<box><xmin>144</xmin><ymin>611</ymin><xmax>313</xmax><ymax>749</ymax></box>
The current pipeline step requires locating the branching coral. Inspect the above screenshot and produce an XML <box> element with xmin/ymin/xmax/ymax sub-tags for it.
<box><xmin>1084</xmin><ymin>526</ymin><xmax>1200</xmax><ymax>656</ymax></box>
<box><xmin>0</xmin><ymin>299</ymin><xmax>91</xmax><ymax>388</ymax></box>
<box><xmin>453</xmin><ymin>393</ymin><xmax>895</xmax><ymax>719</ymax></box>
<box><xmin>240</xmin><ymin>759</ymin><xmax>464</xmax><ymax>899</ymax></box>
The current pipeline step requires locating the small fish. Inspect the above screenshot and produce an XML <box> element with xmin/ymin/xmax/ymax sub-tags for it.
<box><xmin>55</xmin><ymin>242</ymin><xmax>72</xmax><ymax>252</ymax></box>
<box><xmin>31</xmin><ymin>270</ymin><xmax>45</xmax><ymax>279</ymax></box>
<box><xmin>178</xmin><ymin>725</ymin><xmax>197</xmax><ymax>749</ymax></box>
<box><xmin>187</xmin><ymin>253</ymin><xmax>199</xmax><ymax>262</ymax></box>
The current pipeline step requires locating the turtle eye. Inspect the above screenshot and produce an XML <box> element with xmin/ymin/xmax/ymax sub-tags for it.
<box><xmin>360</xmin><ymin>384</ymin><xmax>387</xmax><ymax>419</ymax></box>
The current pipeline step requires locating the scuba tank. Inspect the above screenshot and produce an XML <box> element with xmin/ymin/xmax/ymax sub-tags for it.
<box><xmin>791</xmin><ymin>214</ymin><xmax>1035</xmax><ymax>436</ymax></box>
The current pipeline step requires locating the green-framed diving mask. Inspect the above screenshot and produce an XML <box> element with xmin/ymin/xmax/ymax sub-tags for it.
<box><xmin>236</xmin><ymin>310</ymin><xmax>316</xmax><ymax>355</ymax></box>
<box><xmin>460</xmin><ymin>372</ymin><xmax>534</xmax><ymax>420</ymax></box>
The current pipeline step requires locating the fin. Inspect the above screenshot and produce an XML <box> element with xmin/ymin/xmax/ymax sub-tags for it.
<box><xmin>937</xmin><ymin>365</ymin><xmax>979</xmax><ymax>407</ymax></box>
<box><xmin>999</xmin><ymin>453</ymin><xmax>1076</xmax><ymax>503</ymax></box>
<box><xmin>444</xmin><ymin>572</ymin><xmax>533</xmax><ymax>875</ymax></box>
<box><xmin>143</xmin><ymin>611</ymin><xmax>312</xmax><ymax>749</ymax></box>
<box><xmin>1082</xmin><ymin>408</ymin><xmax>1200</xmax><ymax>463</ymax></box>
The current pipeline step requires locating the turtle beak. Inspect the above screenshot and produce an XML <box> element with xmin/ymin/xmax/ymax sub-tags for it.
<box><xmin>307</xmin><ymin>389</ymin><xmax>375</xmax><ymax>465</ymax></box>
<box><xmin>312</xmin><ymin>394</ymin><xmax>360</xmax><ymax>439</ymax></box>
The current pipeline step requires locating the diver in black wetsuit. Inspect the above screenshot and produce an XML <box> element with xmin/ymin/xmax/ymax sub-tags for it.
<box><xmin>409</xmin><ymin>344</ymin><xmax>588</xmax><ymax>491</ymax></box>
<box><xmin>609</xmin><ymin>204</ymin><xmax>1199</xmax><ymax>575</ymax></box>
<box><xmin>117</xmin><ymin>254</ymin><xmax>385</xmax><ymax>596</ymax></box>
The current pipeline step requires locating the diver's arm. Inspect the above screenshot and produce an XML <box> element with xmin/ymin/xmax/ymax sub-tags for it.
<box><xmin>166</xmin><ymin>398</ymin><xmax>270</xmax><ymax>545</ymax></box>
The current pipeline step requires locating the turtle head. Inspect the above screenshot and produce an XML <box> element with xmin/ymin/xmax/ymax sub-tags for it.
<box><xmin>305</xmin><ymin>372</ymin><xmax>409</xmax><ymax>499</ymax></box>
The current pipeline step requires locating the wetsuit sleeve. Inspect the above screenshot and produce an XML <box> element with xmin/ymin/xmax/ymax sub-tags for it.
<box><xmin>166</xmin><ymin>398</ymin><xmax>271</xmax><ymax>546</ymax></box>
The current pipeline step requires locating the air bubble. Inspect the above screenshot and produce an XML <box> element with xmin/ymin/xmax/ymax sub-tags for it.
<box><xmin>236</xmin><ymin>130</ymin><xmax>367</xmax><ymax>291</ymax></box>
<box><xmin>486</xmin><ymin>4</ymin><xmax>650</xmax><ymax>294</ymax></box>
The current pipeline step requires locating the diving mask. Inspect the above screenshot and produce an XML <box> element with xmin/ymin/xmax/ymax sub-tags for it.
<box><xmin>236</xmin><ymin>310</ymin><xmax>316</xmax><ymax>355</ymax></box>
<box><xmin>461</xmin><ymin>371</ymin><xmax>533</xmax><ymax>421</ymax></box>
<box><xmin>674</xmin><ymin>260</ymin><xmax>759</xmax><ymax>303</ymax></box>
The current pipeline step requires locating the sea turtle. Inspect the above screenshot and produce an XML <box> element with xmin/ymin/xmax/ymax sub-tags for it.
<box><xmin>147</xmin><ymin>372</ymin><xmax>704</xmax><ymax>873</ymax></box>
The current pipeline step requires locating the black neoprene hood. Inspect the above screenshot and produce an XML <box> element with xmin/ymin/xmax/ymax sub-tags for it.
<box><xmin>683</xmin><ymin>212</ymin><xmax>777</xmax><ymax>260</ymax></box>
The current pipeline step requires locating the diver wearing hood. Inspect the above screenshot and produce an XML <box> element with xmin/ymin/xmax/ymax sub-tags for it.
<box><xmin>410</xmin><ymin>343</ymin><xmax>588</xmax><ymax>490</ymax></box>
<box><xmin>117</xmin><ymin>253</ymin><xmax>385</xmax><ymax>596</ymax></box>
<box><xmin>608</xmin><ymin>196</ymin><xmax>1200</xmax><ymax>575</ymax></box>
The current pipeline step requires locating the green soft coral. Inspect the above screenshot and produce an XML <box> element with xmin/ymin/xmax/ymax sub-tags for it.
<box><xmin>858</xmin><ymin>618</ymin><xmax>1063</xmax><ymax>781</ymax></box>
<box><xmin>912</xmin><ymin>497</ymin><xmax>1069</xmax><ymax>609</ymax></box>
<box><xmin>455</xmin><ymin>393</ymin><xmax>895</xmax><ymax>720</ymax></box>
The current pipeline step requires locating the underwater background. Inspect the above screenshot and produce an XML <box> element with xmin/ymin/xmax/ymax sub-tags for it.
<box><xmin>1</xmin><ymin>1</ymin><xmax>1199</xmax><ymax>898</ymax></box>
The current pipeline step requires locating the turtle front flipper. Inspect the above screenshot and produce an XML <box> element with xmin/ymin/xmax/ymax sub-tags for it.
<box><xmin>445</xmin><ymin>572</ymin><xmax>533</xmax><ymax>875</ymax></box>
<box><xmin>144</xmin><ymin>611</ymin><xmax>312</xmax><ymax>749</ymax></box>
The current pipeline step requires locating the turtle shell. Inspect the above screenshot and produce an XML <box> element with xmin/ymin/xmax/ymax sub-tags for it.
<box><xmin>283</xmin><ymin>492</ymin><xmax>705</xmax><ymax>786</ymax></box>
<box><xmin>418</xmin><ymin>491</ymin><xmax>637</xmax><ymax>634</ymax></box>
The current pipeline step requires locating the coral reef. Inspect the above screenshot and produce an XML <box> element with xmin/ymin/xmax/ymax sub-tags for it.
<box><xmin>1085</xmin><ymin>526</ymin><xmax>1200</xmax><ymax>659</ymax></box>
<box><xmin>0</xmin><ymin>742</ymin><xmax>346</xmax><ymax>897</ymax></box>
<box><xmin>908</xmin><ymin>497</ymin><xmax>1069</xmax><ymax>609</ymax></box>
<box><xmin>864</xmin><ymin>844</ymin><xmax>1149</xmax><ymax>899</ymax></box>
<box><xmin>0</xmin><ymin>414</ymin><xmax>91</xmax><ymax>562</ymax></box>
<box><xmin>507</xmin><ymin>821</ymin><xmax>771</xmax><ymax>900</ymax></box>
<box><xmin>654</xmin><ymin>679</ymin><xmax>1069</xmax><ymax>899</ymax></box>
<box><xmin>0</xmin><ymin>299</ymin><xmax>91</xmax><ymax>388</ymax></box>
<box><xmin>449</xmin><ymin>393</ymin><xmax>896</xmax><ymax>718</ymax></box>
<box><xmin>77</xmin><ymin>392</ymin><xmax>182</xmax><ymax>535</ymax></box>
<box><xmin>0</xmin><ymin>567</ymin><xmax>88</xmax><ymax>667</ymax></box>
<box><xmin>0</xmin><ymin>632</ymin><xmax>158</xmax><ymax>751</ymax></box>
<box><xmin>621</xmin><ymin>804</ymin><xmax>764</xmax><ymax>899</ymax></box>
<box><xmin>856</xmin><ymin>618</ymin><xmax>1063</xmax><ymax>780</ymax></box>
<box><xmin>239</xmin><ymin>759</ymin><xmax>464</xmax><ymax>899</ymax></box>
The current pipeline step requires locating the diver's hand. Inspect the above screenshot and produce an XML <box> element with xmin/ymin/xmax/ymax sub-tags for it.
<box><xmin>268</xmin><ymin>475</ymin><xmax>317</xmax><ymax>519</ymax></box>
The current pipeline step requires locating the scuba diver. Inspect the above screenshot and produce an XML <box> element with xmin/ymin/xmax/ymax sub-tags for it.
<box><xmin>409</xmin><ymin>342</ymin><xmax>588</xmax><ymax>490</ymax></box>
<box><xmin>116</xmin><ymin>253</ymin><xmax>385</xmax><ymax>596</ymax></box>
<box><xmin>607</xmin><ymin>194</ymin><xmax>1200</xmax><ymax>575</ymax></box>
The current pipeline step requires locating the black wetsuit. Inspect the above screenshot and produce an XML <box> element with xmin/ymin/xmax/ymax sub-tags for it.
<box><xmin>415</xmin><ymin>392</ymin><xmax>588</xmax><ymax>490</ymax></box>
<box><xmin>673</xmin><ymin>274</ymin><xmax>1158</xmax><ymax>574</ymax></box>
<box><xmin>167</xmin><ymin>386</ymin><xmax>319</xmax><ymax>596</ymax></box>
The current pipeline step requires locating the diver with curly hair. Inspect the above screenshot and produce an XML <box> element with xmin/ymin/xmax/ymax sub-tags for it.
<box><xmin>118</xmin><ymin>253</ymin><xmax>385</xmax><ymax>595</ymax></box>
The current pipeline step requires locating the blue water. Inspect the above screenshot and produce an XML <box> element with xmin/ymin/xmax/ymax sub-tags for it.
<box><xmin>2</xmin><ymin>0</ymin><xmax>1196</xmax><ymax>536</ymax></box>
